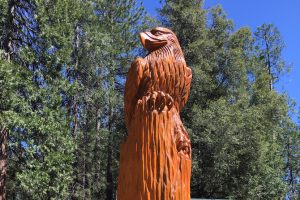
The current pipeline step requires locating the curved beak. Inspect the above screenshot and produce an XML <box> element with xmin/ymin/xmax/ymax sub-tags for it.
<box><xmin>139</xmin><ymin>31</ymin><xmax>168</xmax><ymax>51</ymax></box>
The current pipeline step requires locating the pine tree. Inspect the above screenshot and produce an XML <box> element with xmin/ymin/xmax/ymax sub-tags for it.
<box><xmin>60</xmin><ymin>0</ymin><xmax>148</xmax><ymax>199</ymax></box>
<box><xmin>94</xmin><ymin>1</ymin><xmax>146</xmax><ymax>199</ymax></box>
<box><xmin>254</xmin><ymin>23</ymin><xmax>288</xmax><ymax>91</ymax></box>
<box><xmin>0</xmin><ymin>0</ymin><xmax>77</xmax><ymax>198</ymax></box>
<box><xmin>282</xmin><ymin>103</ymin><xmax>300</xmax><ymax>199</ymax></box>
<box><xmin>0</xmin><ymin>0</ymin><xmax>37</xmax><ymax>198</ymax></box>
<box><xmin>159</xmin><ymin>0</ymin><xmax>293</xmax><ymax>198</ymax></box>
<box><xmin>1</xmin><ymin>0</ymin><xmax>296</xmax><ymax>199</ymax></box>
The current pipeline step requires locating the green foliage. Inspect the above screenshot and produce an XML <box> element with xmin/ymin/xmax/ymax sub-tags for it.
<box><xmin>160</xmin><ymin>0</ymin><xmax>298</xmax><ymax>199</ymax></box>
<box><xmin>1</xmin><ymin>0</ymin><xmax>299</xmax><ymax>199</ymax></box>
<box><xmin>1</xmin><ymin>0</ymin><xmax>76</xmax><ymax>198</ymax></box>
<box><xmin>254</xmin><ymin>24</ymin><xmax>289</xmax><ymax>86</ymax></box>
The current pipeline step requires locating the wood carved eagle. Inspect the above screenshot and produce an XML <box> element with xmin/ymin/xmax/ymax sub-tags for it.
<box><xmin>118</xmin><ymin>28</ymin><xmax>192</xmax><ymax>199</ymax></box>
<box><xmin>124</xmin><ymin>27</ymin><xmax>192</xmax><ymax>128</ymax></box>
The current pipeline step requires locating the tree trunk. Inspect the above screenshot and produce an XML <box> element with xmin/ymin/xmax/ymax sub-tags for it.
<box><xmin>105</xmin><ymin>140</ymin><xmax>113</xmax><ymax>200</ymax></box>
<box><xmin>1</xmin><ymin>1</ymin><xmax>16</xmax><ymax>199</ymax></box>
<box><xmin>3</xmin><ymin>0</ymin><xmax>15</xmax><ymax>62</ymax></box>
<box><xmin>265</xmin><ymin>41</ymin><xmax>273</xmax><ymax>91</ymax></box>
<box><xmin>72</xmin><ymin>24</ymin><xmax>80</xmax><ymax>136</ymax></box>
<box><xmin>267</xmin><ymin>59</ymin><xmax>273</xmax><ymax>91</ymax></box>
<box><xmin>0</xmin><ymin>128</ymin><xmax>8</xmax><ymax>200</ymax></box>
<box><xmin>106</xmin><ymin>107</ymin><xmax>114</xmax><ymax>200</ymax></box>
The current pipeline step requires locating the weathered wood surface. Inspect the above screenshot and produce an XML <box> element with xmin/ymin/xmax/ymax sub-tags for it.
<box><xmin>118</xmin><ymin>27</ymin><xmax>192</xmax><ymax>200</ymax></box>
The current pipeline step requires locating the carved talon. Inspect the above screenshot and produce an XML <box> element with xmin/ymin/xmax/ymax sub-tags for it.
<box><xmin>141</xmin><ymin>91</ymin><xmax>175</xmax><ymax>112</ymax></box>
<box><xmin>143</xmin><ymin>96</ymin><xmax>150</xmax><ymax>111</ymax></box>
<box><xmin>174</xmin><ymin>121</ymin><xmax>191</xmax><ymax>156</ymax></box>
<box><xmin>149</xmin><ymin>92</ymin><xmax>158</xmax><ymax>111</ymax></box>
<box><xmin>166</xmin><ymin>94</ymin><xmax>174</xmax><ymax>110</ymax></box>
<box><xmin>157</xmin><ymin>91</ymin><xmax>166</xmax><ymax>112</ymax></box>
<box><xmin>177</xmin><ymin>138</ymin><xmax>191</xmax><ymax>155</ymax></box>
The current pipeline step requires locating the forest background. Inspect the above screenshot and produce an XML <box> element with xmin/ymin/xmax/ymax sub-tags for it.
<box><xmin>0</xmin><ymin>0</ymin><xmax>299</xmax><ymax>199</ymax></box>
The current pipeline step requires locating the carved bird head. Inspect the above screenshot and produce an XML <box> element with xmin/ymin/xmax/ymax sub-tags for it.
<box><xmin>139</xmin><ymin>27</ymin><xmax>183</xmax><ymax>56</ymax></box>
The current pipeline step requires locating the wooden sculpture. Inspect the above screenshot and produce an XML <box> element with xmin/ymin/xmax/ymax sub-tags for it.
<box><xmin>117</xmin><ymin>27</ymin><xmax>192</xmax><ymax>200</ymax></box>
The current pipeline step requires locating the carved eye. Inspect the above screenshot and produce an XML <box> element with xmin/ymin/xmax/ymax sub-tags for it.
<box><xmin>151</xmin><ymin>30</ymin><xmax>162</xmax><ymax>36</ymax></box>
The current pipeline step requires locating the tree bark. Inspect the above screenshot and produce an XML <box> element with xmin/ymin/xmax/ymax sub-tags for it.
<box><xmin>3</xmin><ymin>0</ymin><xmax>15</xmax><ymax>62</ymax></box>
<box><xmin>1</xmin><ymin>1</ymin><xmax>16</xmax><ymax>199</ymax></box>
<box><xmin>265</xmin><ymin>37</ymin><xmax>273</xmax><ymax>91</ymax></box>
<box><xmin>106</xmin><ymin>107</ymin><xmax>114</xmax><ymax>200</ymax></box>
<box><xmin>0</xmin><ymin>128</ymin><xmax>8</xmax><ymax>200</ymax></box>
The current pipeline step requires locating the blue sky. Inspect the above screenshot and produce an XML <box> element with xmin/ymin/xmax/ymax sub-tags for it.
<box><xmin>142</xmin><ymin>0</ymin><xmax>300</xmax><ymax>122</ymax></box>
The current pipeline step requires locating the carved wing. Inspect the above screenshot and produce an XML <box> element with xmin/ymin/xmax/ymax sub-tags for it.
<box><xmin>124</xmin><ymin>57</ymin><xmax>144</xmax><ymax>128</ymax></box>
<box><xmin>179</xmin><ymin>66</ymin><xmax>192</xmax><ymax>112</ymax></box>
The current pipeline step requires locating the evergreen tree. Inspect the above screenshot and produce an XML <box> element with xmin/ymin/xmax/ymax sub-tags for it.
<box><xmin>254</xmin><ymin>23</ymin><xmax>288</xmax><ymax>91</ymax></box>
<box><xmin>159</xmin><ymin>0</ymin><xmax>294</xmax><ymax>199</ymax></box>
<box><xmin>61</xmin><ymin>0</ymin><xmax>148</xmax><ymax>199</ymax></box>
<box><xmin>1</xmin><ymin>0</ymin><xmax>298</xmax><ymax>199</ymax></box>
<box><xmin>282</xmin><ymin>104</ymin><xmax>300</xmax><ymax>199</ymax></box>
<box><xmin>0</xmin><ymin>0</ymin><xmax>37</xmax><ymax>198</ymax></box>
<box><xmin>0</xmin><ymin>0</ymin><xmax>76</xmax><ymax>198</ymax></box>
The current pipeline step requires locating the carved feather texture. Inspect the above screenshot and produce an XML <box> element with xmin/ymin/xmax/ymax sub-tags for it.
<box><xmin>124</xmin><ymin>31</ymin><xmax>192</xmax><ymax>127</ymax></box>
<box><xmin>119</xmin><ymin>28</ymin><xmax>192</xmax><ymax>200</ymax></box>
